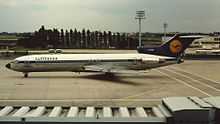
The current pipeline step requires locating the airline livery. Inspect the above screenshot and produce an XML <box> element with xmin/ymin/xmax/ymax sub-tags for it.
<box><xmin>5</xmin><ymin>34</ymin><xmax>202</xmax><ymax>78</ymax></box>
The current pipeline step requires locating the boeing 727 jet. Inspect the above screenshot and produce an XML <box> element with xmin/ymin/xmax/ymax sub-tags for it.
<box><xmin>5</xmin><ymin>34</ymin><xmax>202</xmax><ymax>78</ymax></box>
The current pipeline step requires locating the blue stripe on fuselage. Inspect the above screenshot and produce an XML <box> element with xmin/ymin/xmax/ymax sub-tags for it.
<box><xmin>17</xmin><ymin>59</ymin><xmax>143</xmax><ymax>64</ymax></box>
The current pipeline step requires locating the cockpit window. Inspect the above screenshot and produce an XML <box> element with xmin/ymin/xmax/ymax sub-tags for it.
<box><xmin>12</xmin><ymin>59</ymin><xmax>19</xmax><ymax>64</ymax></box>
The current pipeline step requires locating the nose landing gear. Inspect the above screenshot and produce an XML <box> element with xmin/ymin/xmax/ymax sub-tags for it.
<box><xmin>23</xmin><ymin>72</ymin><xmax>28</xmax><ymax>78</ymax></box>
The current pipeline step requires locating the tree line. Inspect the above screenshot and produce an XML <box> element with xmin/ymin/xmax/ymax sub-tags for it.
<box><xmin>18</xmin><ymin>26</ymin><xmax>138</xmax><ymax>49</ymax></box>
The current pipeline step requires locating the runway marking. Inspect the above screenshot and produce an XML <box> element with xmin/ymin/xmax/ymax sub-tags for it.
<box><xmin>154</xmin><ymin>69</ymin><xmax>212</xmax><ymax>97</ymax></box>
<box><xmin>170</xmin><ymin>66</ymin><xmax>220</xmax><ymax>85</ymax></box>
<box><xmin>96</xmin><ymin>82</ymin><xmax>181</xmax><ymax>107</ymax></box>
<box><xmin>163</xmin><ymin>68</ymin><xmax>220</xmax><ymax>94</ymax></box>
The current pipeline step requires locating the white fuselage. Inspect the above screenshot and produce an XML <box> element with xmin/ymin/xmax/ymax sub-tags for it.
<box><xmin>7</xmin><ymin>54</ymin><xmax>177</xmax><ymax>72</ymax></box>
<box><xmin>7</xmin><ymin>53</ymin><xmax>177</xmax><ymax>73</ymax></box>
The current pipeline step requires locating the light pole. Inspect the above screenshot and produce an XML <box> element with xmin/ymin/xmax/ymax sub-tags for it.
<box><xmin>135</xmin><ymin>10</ymin><xmax>146</xmax><ymax>47</ymax></box>
<box><xmin>163</xmin><ymin>23</ymin><xmax>168</xmax><ymax>43</ymax></box>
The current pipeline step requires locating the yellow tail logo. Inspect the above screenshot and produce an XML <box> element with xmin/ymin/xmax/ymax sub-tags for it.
<box><xmin>169</xmin><ymin>40</ymin><xmax>182</xmax><ymax>53</ymax></box>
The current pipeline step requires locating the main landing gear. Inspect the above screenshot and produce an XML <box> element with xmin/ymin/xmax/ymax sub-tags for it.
<box><xmin>23</xmin><ymin>72</ymin><xmax>28</xmax><ymax>78</ymax></box>
<box><xmin>105</xmin><ymin>72</ymin><xmax>114</xmax><ymax>77</ymax></box>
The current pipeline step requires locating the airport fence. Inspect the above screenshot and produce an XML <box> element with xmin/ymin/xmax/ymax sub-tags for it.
<box><xmin>0</xmin><ymin>50</ymin><xmax>28</xmax><ymax>58</ymax></box>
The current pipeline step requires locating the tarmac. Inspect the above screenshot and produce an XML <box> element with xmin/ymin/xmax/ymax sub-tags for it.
<box><xmin>0</xmin><ymin>52</ymin><xmax>220</xmax><ymax>107</ymax></box>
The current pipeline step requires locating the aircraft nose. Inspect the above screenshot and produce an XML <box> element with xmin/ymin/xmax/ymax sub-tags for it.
<box><xmin>5</xmin><ymin>63</ymin><xmax>11</xmax><ymax>69</ymax></box>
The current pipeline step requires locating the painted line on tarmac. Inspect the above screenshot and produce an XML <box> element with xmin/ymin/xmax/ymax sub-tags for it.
<box><xmin>96</xmin><ymin>82</ymin><xmax>182</xmax><ymax>107</ymax></box>
<box><xmin>170</xmin><ymin>66</ymin><xmax>220</xmax><ymax>85</ymax></box>
<box><xmin>96</xmin><ymin>71</ymin><xmax>211</xmax><ymax>107</ymax></box>
<box><xmin>163</xmin><ymin>68</ymin><xmax>220</xmax><ymax>94</ymax></box>
<box><xmin>154</xmin><ymin>69</ymin><xmax>212</xmax><ymax>97</ymax></box>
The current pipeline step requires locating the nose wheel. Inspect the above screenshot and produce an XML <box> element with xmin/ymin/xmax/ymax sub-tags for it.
<box><xmin>23</xmin><ymin>72</ymin><xmax>28</xmax><ymax>78</ymax></box>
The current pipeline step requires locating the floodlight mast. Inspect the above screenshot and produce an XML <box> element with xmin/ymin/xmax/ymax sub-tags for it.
<box><xmin>135</xmin><ymin>10</ymin><xmax>146</xmax><ymax>47</ymax></box>
<box><xmin>163</xmin><ymin>23</ymin><xmax>168</xmax><ymax>42</ymax></box>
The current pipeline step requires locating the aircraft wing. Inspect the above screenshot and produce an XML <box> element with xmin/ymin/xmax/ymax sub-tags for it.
<box><xmin>83</xmin><ymin>65</ymin><xmax>143</xmax><ymax>74</ymax></box>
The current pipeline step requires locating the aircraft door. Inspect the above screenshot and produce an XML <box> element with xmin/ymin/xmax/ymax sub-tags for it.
<box><xmin>24</xmin><ymin>57</ymin><xmax>30</xmax><ymax>67</ymax></box>
<box><xmin>133</xmin><ymin>57</ymin><xmax>137</xmax><ymax>65</ymax></box>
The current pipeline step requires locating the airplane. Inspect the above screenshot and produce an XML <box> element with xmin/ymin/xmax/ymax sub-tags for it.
<box><xmin>5</xmin><ymin>34</ymin><xmax>202</xmax><ymax>78</ymax></box>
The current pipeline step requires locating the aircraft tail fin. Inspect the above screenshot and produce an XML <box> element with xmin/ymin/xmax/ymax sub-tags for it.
<box><xmin>138</xmin><ymin>34</ymin><xmax>203</xmax><ymax>57</ymax></box>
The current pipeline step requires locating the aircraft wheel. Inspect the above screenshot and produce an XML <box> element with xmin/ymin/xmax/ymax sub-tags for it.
<box><xmin>24</xmin><ymin>73</ymin><xmax>28</xmax><ymax>78</ymax></box>
<box><xmin>105</xmin><ymin>72</ymin><xmax>113</xmax><ymax>77</ymax></box>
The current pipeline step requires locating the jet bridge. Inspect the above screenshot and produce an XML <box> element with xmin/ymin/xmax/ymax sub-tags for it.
<box><xmin>0</xmin><ymin>96</ymin><xmax>220</xmax><ymax>124</ymax></box>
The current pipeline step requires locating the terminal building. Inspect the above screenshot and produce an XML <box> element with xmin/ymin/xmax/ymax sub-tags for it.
<box><xmin>191</xmin><ymin>36</ymin><xmax>220</xmax><ymax>48</ymax></box>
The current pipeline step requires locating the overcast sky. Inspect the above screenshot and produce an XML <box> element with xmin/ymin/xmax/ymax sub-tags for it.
<box><xmin>0</xmin><ymin>0</ymin><xmax>220</xmax><ymax>33</ymax></box>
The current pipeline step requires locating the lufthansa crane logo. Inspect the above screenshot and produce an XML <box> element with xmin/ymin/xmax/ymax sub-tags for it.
<box><xmin>169</xmin><ymin>40</ymin><xmax>182</xmax><ymax>53</ymax></box>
